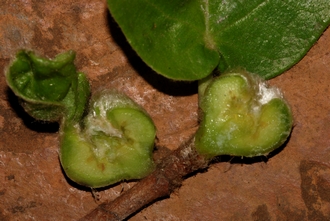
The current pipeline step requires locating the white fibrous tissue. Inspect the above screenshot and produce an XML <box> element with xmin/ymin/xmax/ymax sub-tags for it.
<box><xmin>257</xmin><ymin>81</ymin><xmax>282</xmax><ymax>105</ymax></box>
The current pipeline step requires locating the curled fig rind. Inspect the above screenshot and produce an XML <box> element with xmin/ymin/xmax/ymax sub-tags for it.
<box><xmin>195</xmin><ymin>71</ymin><xmax>293</xmax><ymax>158</ymax></box>
<box><xmin>5</xmin><ymin>50</ymin><xmax>90</xmax><ymax>122</ymax></box>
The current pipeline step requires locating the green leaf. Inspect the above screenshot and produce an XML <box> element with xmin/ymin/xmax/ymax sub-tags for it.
<box><xmin>107</xmin><ymin>0</ymin><xmax>330</xmax><ymax>80</ymax></box>
<box><xmin>5</xmin><ymin>50</ymin><xmax>90</xmax><ymax>122</ymax></box>
<box><xmin>195</xmin><ymin>71</ymin><xmax>293</xmax><ymax>158</ymax></box>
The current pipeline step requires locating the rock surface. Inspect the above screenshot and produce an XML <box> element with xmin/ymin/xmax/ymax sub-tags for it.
<box><xmin>0</xmin><ymin>0</ymin><xmax>330</xmax><ymax>220</ymax></box>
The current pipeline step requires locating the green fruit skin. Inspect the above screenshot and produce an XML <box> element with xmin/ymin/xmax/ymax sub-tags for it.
<box><xmin>5</xmin><ymin>50</ymin><xmax>89</xmax><ymax>122</ymax></box>
<box><xmin>7</xmin><ymin>50</ymin><xmax>75</xmax><ymax>102</ymax></box>
<box><xmin>60</xmin><ymin>91</ymin><xmax>156</xmax><ymax>188</ymax></box>
<box><xmin>195</xmin><ymin>72</ymin><xmax>293</xmax><ymax>158</ymax></box>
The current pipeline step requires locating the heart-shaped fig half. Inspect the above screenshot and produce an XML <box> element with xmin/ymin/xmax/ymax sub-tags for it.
<box><xmin>60</xmin><ymin>90</ymin><xmax>156</xmax><ymax>188</ymax></box>
<box><xmin>195</xmin><ymin>71</ymin><xmax>293</xmax><ymax>158</ymax></box>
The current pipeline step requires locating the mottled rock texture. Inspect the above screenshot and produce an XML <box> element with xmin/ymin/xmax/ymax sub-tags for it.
<box><xmin>1</xmin><ymin>0</ymin><xmax>330</xmax><ymax>220</ymax></box>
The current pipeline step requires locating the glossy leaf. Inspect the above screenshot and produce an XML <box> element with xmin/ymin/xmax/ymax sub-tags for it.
<box><xmin>108</xmin><ymin>0</ymin><xmax>330</xmax><ymax>80</ymax></box>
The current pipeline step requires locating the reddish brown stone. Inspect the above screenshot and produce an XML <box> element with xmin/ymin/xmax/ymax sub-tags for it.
<box><xmin>1</xmin><ymin>0</ymin><xmax>330</xmax><ymax>220</ymax></box>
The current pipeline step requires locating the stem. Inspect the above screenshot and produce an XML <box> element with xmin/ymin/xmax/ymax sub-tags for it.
<box><xmin>79</xmin><ymin>137</ymin><xmax>209</xmax><ymax>221</ymax></box>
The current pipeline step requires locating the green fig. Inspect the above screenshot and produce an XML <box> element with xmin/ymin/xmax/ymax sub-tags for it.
<box><xmin>60</xmin><ymin>90</ymin><xmax>156</xmax><ymax>188</ymax></box>
<box><xmin>195</xmin><ymin>71</ymin><xmax>293</xmax><ymax>158</ymax></box>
